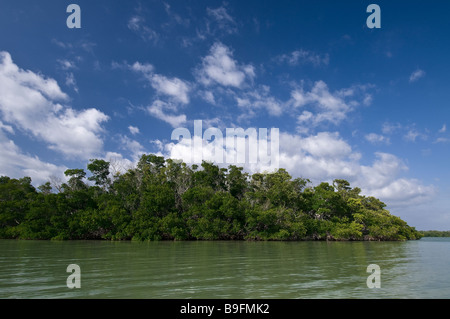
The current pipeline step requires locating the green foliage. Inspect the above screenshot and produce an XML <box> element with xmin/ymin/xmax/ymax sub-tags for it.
<box><xmin>0</xmin><ymin>155</ymin><xmax>423</xmax><ymax>241</ymax></box>
<box><xmin>420</xmin><ymin>230</ymin><xmax>450</xmax><ymax>237</ymax></box>
<box><xmin>87</xmin><ymin>159</ymin><xmax>110</xmax><ymax>188</ymax></box>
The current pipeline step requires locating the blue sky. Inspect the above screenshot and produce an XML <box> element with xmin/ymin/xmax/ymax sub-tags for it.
<box><xmin>0</xmin><ymin>0</ymin><xmax>449</xmax><ymax>230</ymax></box>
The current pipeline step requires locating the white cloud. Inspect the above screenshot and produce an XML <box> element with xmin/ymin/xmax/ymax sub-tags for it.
<box><xmin>111</xmin><ymin>61</ymin><xmax>126</xmax><ymax>70</ymax></box>
<box><xmin>118</xmin><ymin>135</ymin><xmax>146</xmax><ymax>161</ymax></box>
<box><xmin>276</xmin><ymin>49</ymin><xmax>329</xmax><ymax>67</ymax></box>
<box><xmin>235</xmin><ymin>85</ymin><xmax>283</xmax><ymax>117</ymax></box>
<box><xmin>439</xmin><ymin>124</ymin><xmax>446</xmax><ymax>133</ymax></box>
<box><xmin>117</xmin><ymin>59</ymin><xmax>190</xmax><ymax>126</ymax></box>
<box><xmin>206</xmin><ymin>5</ymin><xmax>238</xmax><ymax>35</ymax></box>
<box><xmin>363</xmin><ymin>94</ymin><xmax>373</xmax><ymax>106</ymax></box>
<box><xmin>0</xmin><ymin>52</ymin><xmax>68</xmax><ymax>101</ymax></box>
<box><xmin>278</xmin><ymin>131</ymin><xmax>359</xmax><ymax>181</ymax></box>
<box><xmin>291</xmin><ymin>80</ymin><xmax>359</xmax><ymax>126</ymax></box>
<box><xmin>158</xmin><ymin>124</ymin><xmax>436</xmax><ymax>210</ymax></box>
<box><xmin>433</xmin><ymin>137</ymin><xmax>450</xmax><ymax>144</ymax></box>
<box><xmin>163</xmin><ymin>134</ymin><xmax>196</xmax><ymax>164</ymax></box>
<box><xmin>128</xmin><ymin>125</ymin><xmax>140</xmax><ymax>135</ymax></box>
<box><xmin>0</xmin><ymin>121</ymin><xmax>14</xmax><ymax>135</ymax></box>
<box><xmin>409</xmin><ymin>69</ymin><xmax>425</xmax><ymax>82</ymax></box>
<box><xmin>297</xmin><ymin>111</ymin><xmax>314</xmax><ymax>124</ymax></box>
<box><xmin>301</xmin><ymin>132</ymin><xmax>352</xmax><ymax>158</ymax></box>
<box><xmin>280</xmin><ymin>134</ymin><xmax>435</xmax><ymax>206</ymax></box>
<box><xmin>131</xmin><ymin>61</ymin><xmax>154</xmax><ymax>73</ymax></box>
<box><xmin>365</xmin><ymin>133</ymin><xmax>390</xmax><ymax>144</ymax></box>
<box><xmin>357</xmin><ymin>152</ymin><xmax>435</xmax><ymax>206</ymax></box>
<box><xmin>58</xmin><ymin>59</ymin><xmax>76</xmax><ymax>70</ymax></box>
<box><xmin>125</xmin><ymin>60</ymin><xmax>190</xmax><ymax>104</ymax></box>
<box><xmin>199</xmin><ymin>90</ymin><xmax>216</xmax><ymax>104</ymax></box>
<box><xmin>196</xmin><ymin>42</ymin><xmax>255</xmax><ymax>88</ymax></box>
<box><xmin>0</xmin><ymin>51</ymin><xmax>108</xmax><ymax>159</ymax></box>
<box><xmin>150</xmin><ymin>139</ymin><xmax>164</xmax><ymax>152</ymax></box>
<box><xmin>104</xmin><ymin>151</ymin><xmax>136</xmax><ymax>176</ymax></box>
<box><xmin>163</xmin><ymin>129</ymin><xmax>279</xmax><ymax>172</ymax></box>
<box><xmin>359</xmin><ymin>153</ymin><xmax>436</xmax><ymax>206</ymax></box>
<box><xmin>163</xmin><ymin>2</ymin><xmax>190</xmax><ymax>28</ymax></box>
<box><xmin>112</xmin><ymin>60</ymin><xmax>155</xmax><ymax>74</ymax></box>
<box><xmin>370</xmin><ymin>178</ymin><xmax>435</xmax><ymax>204</ymax></box>
<box><xmin>359</xmin><ymin>152</ymin><xmax>407</xmax><ymax>190</ymax></box>
<box><xmin>0</xmin><ymin>127</ymin><xmax>66</xmax><ymax>186</ymax></box>
<box><xmin>278</xmin><ymin>132</ymin><xmax>434</xmax><ymax>207</ymax></box>
<box><xmin>403</xmin><ymin>128</ymin><xmax>427</xmax><ymax>142</ymax></box>
<box><xmin>127</xmin><ymin>16</ymin><xmax>142</xmax><ymax>31</ymax></box>
<box><xmin>404</xmin><ymin>129</ymin><xmax>420</xmax><ymax>142</ymax></box>
<box><xmin>127</xmin><ymin>15</ymin><xmax>158</xmax><ymax>42</ymax></box>
<box><xmin>52</xmin><ymin>39</ymin><xmax>96</xmax><ymax>54</ymax></box>
<box><xmin>150</xmin><ymin>74</ymin><xmax>190</xmax><ymax>104</ymax></box>
<box><xmin>52</xmin><ymin>38</ymin><xmax>72</xmax><ymax>50</ymax></box>
<box><xmin>147</xmin><ymin>100</ymin><xmax>187</xmax><ymax>128</ymax></box>
<box><xmin>45</xmin><ymin>108</ymin><xmax>109</xmax><ymax>157</ymax></box>
<box><xmin>381</xmin><ymin>122</ymin><xmax>428</xmax><ymax>143</ymax></box>
<box><xmin>382</xmin><ymin>122</ymin><xmax>402</xmax><ymax>135</ymax></box>
<box><xmin>65</xmin><ymin>72</ymin><xmax>78</xmax><ymax>93</ymax></box>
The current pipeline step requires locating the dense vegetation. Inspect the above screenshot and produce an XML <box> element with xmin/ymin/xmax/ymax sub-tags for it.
<box><xmin>420</xmin><ymin>230</ymin><xmax>450</xmax><ymax>237</ymax></box>
<box><xmin>0</xmin><ymin>154</ymin><xmax>422</xmax><ymax>241</ymax></box>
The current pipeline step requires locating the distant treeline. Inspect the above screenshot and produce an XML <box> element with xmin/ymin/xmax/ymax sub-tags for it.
<box><xmin>0</xmin><ymin>154</ymin><xmax>423</xmax><ymax>241</ymax></box>
<box><xmin>420</xmin><ymin>230</ymin><xmax>450</xmax><ymax>237</ymax></box>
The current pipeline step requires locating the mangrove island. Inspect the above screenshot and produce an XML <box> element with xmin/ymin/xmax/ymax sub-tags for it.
<box><xmin>0</xmin><ymin>154</ymin><xmax>423</xmax><ymax>241</ymax></box>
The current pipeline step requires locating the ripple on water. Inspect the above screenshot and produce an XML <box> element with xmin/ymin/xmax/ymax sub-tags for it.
<box><xmin>1</xmin><ymin>239</ymin><xmax>450</xmax><ymax>298</ymax></box>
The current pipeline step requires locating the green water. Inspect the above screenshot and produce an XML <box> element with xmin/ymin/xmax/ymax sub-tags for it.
<box><xmin>0</xmin><ymin>238</ymin><xmax>449</xmax><ymax>299</ymax></box>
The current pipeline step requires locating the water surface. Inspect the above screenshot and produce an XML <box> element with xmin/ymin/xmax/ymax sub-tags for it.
<box><xmin>0</xmin><ymin>238</ymin><xmax>449</xmax><ymax>298</ymax></box>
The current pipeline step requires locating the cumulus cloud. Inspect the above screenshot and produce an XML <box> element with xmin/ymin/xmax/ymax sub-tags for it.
<box><xmin>0</xmin><ymin>121</ymin><xmax>14</xmax><ymax>135</ymax></box>
<box><xmin>235</xmin><ymin>85</ymin><xmax>283</xmax><ymax>117</ymax></box>
<box><xmin>196</xmin><ymin>42</ymin><xmax>255</xmax><ymax>88</ymax></box>
<box><xmin>291</xmin><ymin>81</ymin><xmax>370</xmax><ymax>127</ymax></box>
<box><xmin>103</xmin><ymin>151</ymin><xmax>136</xmax><ymax>176</ymax></box>
<box><xmin>359</xmin><ymin>153</ymin><xmax>436</xmax><ymax>205</ymax></box>
<box><xmin>409</xmin><ymin>69</ymin><xmax>425</xmax><ymax>82</ymax></box>
<box><xmin>0</xmin><ymin>126</ymin><xmax>67</xmax><ymax>186</ymax></box>
<box><xmin>147</xmin><ymin>100</ymin><xmax>187</xmax><ymax>128</ymax></box>
<box><xmin>0</xmin><ymin>51</ymin><xmax>108</xmax><ymax>159</ymax></box>
<box><xmin>117</xmin><ymin>59</ymin><xmax>191</xmax><ymax>126</ymax></box>
<box><xmin>163</xmin><ymin>125</ymin><xmax>279</xmax><ymax>172</ymax></box>
<box><xmin>0</xmin><ymin>52</ymin><xmax>68</xmax><ymax>101</ymax></box>
<box><xmin>198</xmin><ymin>90</ymin><xmax>216</xmax><ymax>105</ymax></box>
<box><xmin>359</xmin><ymin>152</ymin><xmax>407</xmax><ymax>190</ymax></box>
<box><xmin>123</xmin><ymin>59</ymin><xmax>191</xmax><ymax>104</ymax></box>
<box><xmin>368</xmin><ymin>178</ymin><xmax>436</xmax><ymax>205</ymax></box>
<box><xmin>118</xmin><ymin>135</ymin><xmax>146</xmax><ymax>161</ymax></box>
<box><xmin>279</xmin><ymin>133</ymin><xmax>435</xmax><ymax>206</ymax></box>
<box><xmin>128</xmin><ymin>125</ymin><xmax>140</xmax><ymax>135</ymax></box>
<box><xmin>150</xmin><ymin>74</ymin><xmax>190</xmax><ymax>104</ymax></box>
<box><xmin>277</xmin><ymin>131</ymin><xmax>359</xmax><ymax>181</ymax></box>
<box><xmin>155</xmin><ymin>124</ymin><xmax>436</xmax><ymax>209</ymax></box>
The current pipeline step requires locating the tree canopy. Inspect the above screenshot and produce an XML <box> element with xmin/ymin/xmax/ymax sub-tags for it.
<box><xmin>0</xmin><ymin>154</ymin><xmax>423</xmax><ymax>241</ymax></box>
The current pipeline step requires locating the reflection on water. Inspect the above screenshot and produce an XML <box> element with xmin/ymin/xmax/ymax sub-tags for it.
<box><xmin>0</xmin><ymin>238</ymin><xmax>449</xmax><ymax>298</ymax></box>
